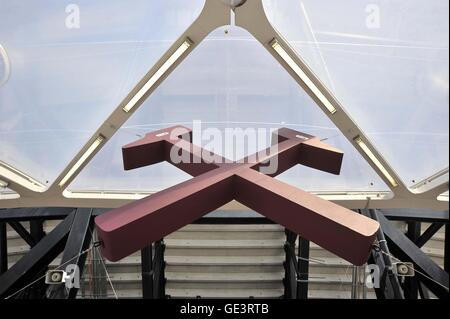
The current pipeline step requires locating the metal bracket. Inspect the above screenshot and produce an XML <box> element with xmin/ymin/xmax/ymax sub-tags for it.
<box><xmin>393</xmin><ymin>262</ymin><xmax>415</xmax><ymax>277</ymax></box>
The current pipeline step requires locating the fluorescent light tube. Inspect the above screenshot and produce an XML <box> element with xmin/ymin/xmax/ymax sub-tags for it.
<box><xmin>270</xmin><ymin>39</ymin><xmax>337</xmax><ymax>115</ymax></box>
<box><xmin>123</xmin><ymin>39</ymin><xmax>193</xmax><ymax>113</ymax></box>
<box><xmin>0</xmin><ymin>161</ymin><xmax>45</xmax><ymax>192</ymax></box>
<box><xmin>0</xmin><ymin>44</ymin><xmax>11</xmax><ymax>87</ymax></box>
<box><xmin>59</xmin><ymin>135</ymin><xmax>105</xmax><ymax>187</ymax></box>
<box><xmin>354</xmin><ymin>136</ymin><xmax>398</xmax><ymax>188</ymax></box>
<box><xmin>0</xmin><ymin>179</ymin><xmax>8</xmax><ymax>188</ymax></box>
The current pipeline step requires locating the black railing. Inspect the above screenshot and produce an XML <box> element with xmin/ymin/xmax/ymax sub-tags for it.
<box><xmin>141</xmin><ymin>240</ymin><xmax>166</xmax><ymax>299</ymax></box>
<box><xmin>1</xmin><ymin>209</ymin><xmax>447</xmax><ymax>299</ymax></box>
<box><xmin>283</xmin><ymin>230</ymin><xmax>310</xmax><ymax>299</ymax></box>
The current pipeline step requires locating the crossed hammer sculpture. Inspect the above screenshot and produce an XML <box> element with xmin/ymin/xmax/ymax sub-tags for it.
<box><xmin>95</xmin><ymin>126</ymin><xmax>379</xmax><ymax>265</ymax></box>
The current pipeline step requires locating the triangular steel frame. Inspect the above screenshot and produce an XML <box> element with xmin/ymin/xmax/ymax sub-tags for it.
<box><xmin>0</xmin><ymin>0</ymin><xmax>447</xmax><ymax>210</ymax></box>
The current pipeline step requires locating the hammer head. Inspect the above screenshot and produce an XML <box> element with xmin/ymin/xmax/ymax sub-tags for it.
<box><xmin>122</xmin><ymin>126</ymin><xmax>192</xmax><ymax>170</ymax></box>
<box><xmin>272</xmin><ymin>127</ymin><xmax>344</xmax><ymax>175</ymax></box>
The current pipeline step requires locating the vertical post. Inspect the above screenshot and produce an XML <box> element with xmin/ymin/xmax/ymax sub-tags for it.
<box><xmin>369</xmin><ymin>210</ymin><xmax>404</xmax><ymax>299</ymax></box>
<box><xmin>418</xmin><ymin>281</ymin><xmax>430</xmax><ymax>299</ymax></box>
<box><xmin>351</xmin><ymin>266</ymin><xmax>359</xmax><ymax>299</ymax></box>
<box><xmin>0</xmin><ymin>222</ymin><xmax>7</xmax><ymax>275</ymax></box>
<box><xmin>405</xmin><ymin>221</ymin><xmax>421</xmax><ymax>299</ymax></box>
<box><xmin>153</xmin><ymin>240</ymin><xmax>166</xmax><ymax>299</ymax></box>
<box><xmin>29</xmin><ymin>219</ymin><xmax>46</xmax><ymax>299</ymax></box>
<box><xmin>283</xmin><ymin>230</ymin><xmax>290</xmax><ymax>299</ymax></box>
<box><xmin>362</xmin><ymin>210</ymin><xmax>389</xmax><ymax>299</ymax></box>
<box><xmin>161</xmin><ymin>246</ymin><xmax>166</xmax><ymax>298</ymax></box>
<box><xmin>92</xmin><ymin>234</ymin><xmax>107</xmax><ymax>299</ymax></box>
<box><xmin>445</xmin><ymin>223</ymin><xmax>449</xmax><ymax>274</ymax></box>
<box><xmin>283</xmin><ymin>263</ymin><xmax>290</xmax><ymax>298</ymax></box>
<box><xmin>361</xmin><ymin>265</ymin><xmax>367</xmax><ymax>299</ymax></box>
<box><xmin>296</xmin><ymin>237</ymin><xmax>309</xmax><ymax>299</ymax></box>
<box><xmin>30</xmin><ymin>220</ymin><xmax>45</xmax><ymax>244</ymax></box>
<box><xmin>141</xmin><ymin>245</ymin><xmax>153</xmax><ymax>299</ymax></box>
<box><xmin>283</xmin><ymin>230</ymin><xmax>296</xmax><ymax>299</ymax></box>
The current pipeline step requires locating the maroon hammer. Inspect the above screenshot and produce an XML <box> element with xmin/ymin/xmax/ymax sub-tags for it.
<box><xmin>95</xmin><ymin>126</ymin><xmax>379</xmax><ymax>265</ymax></box>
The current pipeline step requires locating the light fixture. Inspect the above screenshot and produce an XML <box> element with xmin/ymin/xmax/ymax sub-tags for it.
<box><xmin>354</xmin><ymin>136</ymin><xmax>399</xmax><ymax>188</ymax></box>
<box><xmin>59</xmin><ymin>135</ymin><xmax>105</xmax><ymax>187</ymax></box>
<box><xmin>123</xmin><ymin>38</ymin><xmax>193</xmax><ymax>113</ymax></box>
<box><xmin>0</xmin><ymin>161</ymin><xmax>45</xmax><ymax>192</ymax></box>
<box><xmin>270</xmin><ymin>39</ymin><xmax>337</xmax><ymax>115</ymax></box>
<box><xmin>0</xmin><ymin>179</ymin><xmax>9</xmax><ymax>188</ymax></box>
<box><xmin>0</xmin><ymin>44</ymin><xmax>11</xmax><ymax>88</ymax></box>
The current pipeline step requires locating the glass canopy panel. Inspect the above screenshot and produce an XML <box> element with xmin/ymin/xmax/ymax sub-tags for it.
<box><xmin>263</xmin><ymin>0</ymin><xmax>449</xmax><ymax>186</ymax></box>
<box><xmin>70</xmin><ymin>26</ymin><xmax>389</xmax><ymax>193</ymax></box>
<box><xmin>0</xmin><ymin>0</ymin><xmax>205</xmax><ymax>185</ymax></box>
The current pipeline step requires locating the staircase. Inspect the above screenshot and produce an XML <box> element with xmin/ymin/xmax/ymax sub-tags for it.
<box><xmin>165</xmin><ymin>224</ymin><xmax>285</xmax><ymax>299</ymax></box>
<box><xmin>3</xmin><ymin>221</ymin><xmax>447</xmax><ymax>299</ymax></box>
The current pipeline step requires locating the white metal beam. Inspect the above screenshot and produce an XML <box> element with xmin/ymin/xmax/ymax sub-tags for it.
<box><xmin>0</xmin><ymin>161</ymin><xmax>46</xmax><ymax>196</ymax></box>
<box><xmin>0</xmin><ymin>191</ymin><xmax>447</xmax><ymax>210</ymax></box>
<box><xmin>234</xmin><ymin>0</ymin><xmax>408</xmax><ymax>194</ymax></box>
<box><xmin>47</xmin><ymin>0</ymin><xmax>230</xmax><ymax>194</ymax></box>
<box><xmin>411</xmin><ymin>168</ymin><xmax>449</xmax><ymax>198</ymax></box>
<box><xmin>0</xmin><ymin>0</ymin><xmax>230</xmax><ymax>201</ymax></box>
<box><xmin>0</xmin><ymin>0</ymin><xmax>447</xmax><ymax>211</ymax></box>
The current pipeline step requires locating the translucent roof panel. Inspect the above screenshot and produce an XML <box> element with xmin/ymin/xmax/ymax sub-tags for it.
<box><xmin>70</xmin><ymin>26</ymin><xmax>389</xmax><ymax>193</ymax></box>
<box><xmin>263</xmin><ymin>0</ymin><xmax>449</xmax><ymax>186</ymax></box>
<box><xmin>0</xmin><ymin>0</ymin><xmax>204</xmax><ymax>185</ymax></box>
<box><xmin>69</xmin><ymin>129</ymin><xmax>192</xmax><ymax>192</ymax></box>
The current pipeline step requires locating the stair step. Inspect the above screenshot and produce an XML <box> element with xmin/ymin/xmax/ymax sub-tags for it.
<box><xmin>165</xmin><ymin>239</ymin><xmax>283</xmax><ymax>256</ymax></box>
<box><xmin>308</xmin><ymin>290</ymin><xmax>377</xmax><ymax>299</ymax></box>
<box><xmin>422</xmin><ymin>239</ymin><xmax>445</xmax><ymax>250</ymax></box>
<box><xmin>165</xmin><ymin>255</ymin><xmax>284</xmax><ymax>266</ymax></box>
<box><xmin>91</xmin><ymin>273</ymin><xmax>361</xmax><ymax>286</ymax></box>
<box><xmin>304</xmin><ymin>273</ymin><xmax>355</xmax><ymax>284</ymax></box>
<box><xmin>167</xmin><ymin>225</ymin><xmax>285</xmax><ymax>240</ymax></box>
<box><xmin>105</xmin><ymin>255</ymin><xmax>142</xmax><ymax>266</ymax></box>
<box><xmin>80</xmin><ymin>287</ymin><xmax>142</xmax><ymax>299</ymax></box>
<box><xmin>166</xmin><ymin>264</ymin><xmax>284</xmax><ymax>274</ymax></box>
<box><xmin>78</xmin><ymin>288</ymin><xmax>377</xmax><ymax>300</ymax></box>
<box><xmin>168</xmin><ymin>233</ymin><xmax>285</xmax><ymax>240</ymax></box>
<box><xmin>299</xmin><ymin>257</ymin><xmax>352</xmax><ymax>267</ymax></box>
<box><xmin>166</xmin><ymin>288</ymin><xmax>284</xmax><ymax>299</ymax></box>
<box><xmin>107</xmin><ymin>265</ymin><xmax>142</xmax><ymax>274</ymax></box>
<box><xmin>171</xmin><ymin>225</ymin><xmax>284</xmax><ymax>232</ymax></box>
<box><xmin>4</xmin><ymin>237</ymin><xmax>29</xmax><ymax>249</ymax></box>
<box><xmin>6</xmin><ymin>245</ymin><xmax>30</xmax><ymax>256</ymax></box>
<box><xmin>165</xmin><ymin>239</ymin><xmax>284</xmax><ymax>248</ymax></box>
<box><xmin>97</xmin><ymin>273</ymin><xmax>142</xmax><ymax>283</ymax></box>
<box><xmin>166</xmin><ymin>272</ymin><xmax>284</xmax><ymax>282</ymax></box>
<box><xmin>100</xmin><ymin>281</ymin><xmax>141</xmax><ymax>290</ymax></box>
<box><xmin>421</xmin><ymin>247</ymin><xmax>445</xmax><ymax>258</ymax></box>
<box><xmin>163</xmin><ymin>240</ymin><xmax>348</xmax><ymax>259</ymax></box>
<box><xmin>166</xmin><ymin>281</ymin><xmax>282</xmax><ymax>290</ymax></box>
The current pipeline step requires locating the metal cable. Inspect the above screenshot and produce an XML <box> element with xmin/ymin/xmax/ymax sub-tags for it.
<box><xmin>94</xmin><ymin>244</ymin><xmax>118</xmax><ymax>299</ymax></box>
<box><xmin>4</xmin><ymin>242</ymin><xmax>101</xmax><ymax>299</ymax></box>
<box><xmin>372</xmin><ymin>242</ymin><xmax>449</xmax><ymax>292</ymax></box>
